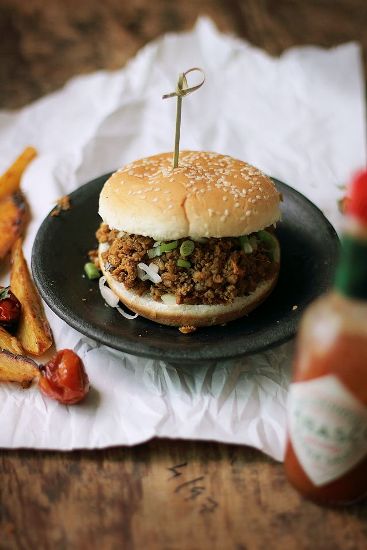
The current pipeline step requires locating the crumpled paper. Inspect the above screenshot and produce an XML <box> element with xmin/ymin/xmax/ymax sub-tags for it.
<box><xmin>0</xmin><ymin>18</ymin><xmax>365</xmax><ymax>460</ymax></box>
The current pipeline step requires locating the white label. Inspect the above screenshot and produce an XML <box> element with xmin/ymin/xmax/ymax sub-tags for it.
<box><xmin>288</xmin><ymin>375</ymin><xmax>367</xmax><ymax>486</ymax></box>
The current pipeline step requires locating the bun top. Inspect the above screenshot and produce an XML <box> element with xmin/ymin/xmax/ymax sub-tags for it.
<box><xmin>99</xmin><ymin>151</ymin><xmax>281</xmax><ymax>240</ymax></box>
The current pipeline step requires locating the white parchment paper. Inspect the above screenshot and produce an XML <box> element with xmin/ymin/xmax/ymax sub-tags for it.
<box><xmin>0</xmin><ymin>18</ymin><xmax>365</xmax><ymax>460</ymax></box>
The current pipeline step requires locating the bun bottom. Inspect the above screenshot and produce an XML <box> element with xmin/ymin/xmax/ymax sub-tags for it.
<box><xmin>99</xmin><ymin>248</ymin><xmax>279</xmax><ymax>327</ymax></box>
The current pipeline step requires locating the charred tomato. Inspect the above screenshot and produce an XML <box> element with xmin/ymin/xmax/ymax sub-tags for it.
<box><xmin>0</xmin><ymin>286</ymin><xmax>21</xmax><ymax>332</ymax></box>
<box><xmin>39</xmin><ymin>349</ymin><xmax>89</xmax><ymax>405</ymax></box>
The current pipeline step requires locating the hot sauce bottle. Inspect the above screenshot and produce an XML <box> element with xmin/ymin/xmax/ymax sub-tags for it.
<box><xmin>284</xmin><ymin>170</ymin><xmax>367</xmax><ymax>505</ymax></box>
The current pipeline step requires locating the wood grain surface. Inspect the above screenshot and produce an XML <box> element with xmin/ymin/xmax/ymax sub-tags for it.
<box><xmin>1</xmin><ymin>441</ymin><xmax>367</xmax><ymax>550</ymax></box>
<box><xmin>1</xmin><ymin>0</ymin><xmax>367</xmax><ymax>108</ymax></box>
<box><xmin>1</xmin><ymin>1</ymin><xmax>367</xmax><ymax>548</ymax></box>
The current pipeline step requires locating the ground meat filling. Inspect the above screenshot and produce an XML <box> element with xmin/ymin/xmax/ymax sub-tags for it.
<box><xmin>96</xmin><ymin>224</ymin><xmax>278</xmax><ymax>306</ymax></box>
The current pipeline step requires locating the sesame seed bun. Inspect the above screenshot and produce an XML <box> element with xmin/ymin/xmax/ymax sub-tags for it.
<box><xmin>98</xmin><ymin>240</ymin><xmax>280</xmax><ymax>327</ymax></box>
<box><xmin>99</xmin><ymin>151</ymin><xmax>281</xmax><ymax>240</ymax></box>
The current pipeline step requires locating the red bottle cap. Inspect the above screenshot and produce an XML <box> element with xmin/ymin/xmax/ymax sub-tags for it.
<box><xmin>346</xmin><ymin>170</ymin><xmax>367</xmax><ymax>224</ymax></box>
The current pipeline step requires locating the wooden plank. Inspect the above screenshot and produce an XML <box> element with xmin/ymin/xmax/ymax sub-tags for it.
<box><xmin>1</xmin><ymin>441</ymin><xmax>366</xmax><ymax>549</ymax></box>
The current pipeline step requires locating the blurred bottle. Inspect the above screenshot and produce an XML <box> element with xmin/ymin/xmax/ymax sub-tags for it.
<box><xmin>284</xmin><ymin>170</ymin><xmax>367</xmax><ymax>505</ymax></box>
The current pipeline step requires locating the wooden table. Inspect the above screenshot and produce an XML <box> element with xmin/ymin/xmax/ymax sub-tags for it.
<box><xmin>1</xmin><ymin>1</ymin><xmax>367</xmax><ymax>548</ymax></box>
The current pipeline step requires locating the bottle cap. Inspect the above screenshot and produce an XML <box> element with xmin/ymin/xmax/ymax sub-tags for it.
<box><xmin>346</xmin><ymin>170</ymin><xmax>367</xmax><ymax>225</ymax></box>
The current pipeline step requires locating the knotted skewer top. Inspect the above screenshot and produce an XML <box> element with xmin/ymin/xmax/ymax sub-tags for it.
<box><xmin>162</xmin><ymin>68</ymin><xmax>205</xmax><ymax>169</ymax></box>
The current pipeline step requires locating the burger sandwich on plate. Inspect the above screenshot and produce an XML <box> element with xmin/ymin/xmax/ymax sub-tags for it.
<box><xmin>97</xmin><ymin>150</ymin><xmax>281</xmax><ymax>331</ymax></box>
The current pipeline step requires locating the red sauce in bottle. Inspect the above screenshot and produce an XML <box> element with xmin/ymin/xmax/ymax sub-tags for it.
<box><xmin>285</xmin><ymin>299</ymin><xmax>367</xmax><ymax>504</ymax></box>
<box><xmin>285</xmin><ymin>171</ymin><xmax>367</xmax><ymax>505</ymax></box>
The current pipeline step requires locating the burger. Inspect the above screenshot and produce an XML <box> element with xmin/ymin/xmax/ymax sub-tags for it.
<box><xmin>96</xmin><ymin>151</ymin><xmax>281</xmax><ymax>330</ymax></box>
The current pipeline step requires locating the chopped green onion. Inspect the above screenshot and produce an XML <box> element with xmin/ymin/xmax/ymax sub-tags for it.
<box><xmin>84</xmin><ymin>262</ymin><xmax>100</xmax><ymax>280</ymax></box>
<box><xmin>180</xmin><ymin>240</ymin><xmax>195</xmax><ymax>257</ymax></box>
<box><xmin>238</xmin><ymin>235</ymin><xmax>253</xmax><ymax>254</ymax></box>
<box><xmin>258</xmin><ymin>230</ymin><xmax>276</xmax><ymax>248</ymax></box>
<box><xmin>176</xmin><ymin>259</ymin><xmax>191</xmax><ymax>269</ymax></box>
<box><xmin>160</xmin><ymin>241</ymin><xmax>178</xmax><ymax>252</ymax></box>
<box><xmin>257</xmin><ymin>230</ymin><xmax>277</xmax><ymax>260</ymax></box>
<box><xmin>249</xmin><ymin>236</ymin><xmax>258</xmax><ymax>251</ymax></box>
<box><xmin>148</xmin><ymin>247</ymin><xmax>162</xmax><ymax>259</ymax></box>
<box><xmin>0</xmin><ymin>287</ymin><xmax>11</xmax><ymax>300</ymax></box>
<box><xmin>238</xmin><ymin>235</ymin><xmax>248</xmax><ymax>247</ymax></box>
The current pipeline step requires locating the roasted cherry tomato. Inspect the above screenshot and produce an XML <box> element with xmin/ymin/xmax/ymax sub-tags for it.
<box><xmin>39</xmin><ymin>349</ymin><xmax>89</xmax><ymax>405</ymax></box>
<box><xmin>0</xmin><ymin>286</ymin><xmax>21</xmax><ymax>331</ymax></box>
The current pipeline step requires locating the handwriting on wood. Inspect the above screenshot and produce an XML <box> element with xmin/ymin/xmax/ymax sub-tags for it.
<box><xmin>168</xmin><ymin>462</ymin><xmax>219</xmax><ymax>514</ymax></box>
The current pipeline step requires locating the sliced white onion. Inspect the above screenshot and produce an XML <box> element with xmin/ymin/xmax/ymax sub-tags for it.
<box><xmin>137</xmin><ymin>267</ymin><xmax>147</xmax><ymax>280</ymax></box>
<box><xmin>161</xmin><ymin>294</ymin><xmax>177</xmax><ymax>305</ymax></box>
<box><xmin>116</xmin><ymin>307</ymin><xmax>138</xmax><ymax>320</ymax></box>
<box><xmin>99</xmin><ymin>276</ymin><xmax>139</xmax><ymax>320</ymax></box>
<box><xmin>99</xmin><ymin>276</ymin><xmax>119</xmax><ymax>307</ymax></box>
<box><xmin>137</xmin><ymin>262</ymin><xmax>162</xmax><ymax>284</ymax></box>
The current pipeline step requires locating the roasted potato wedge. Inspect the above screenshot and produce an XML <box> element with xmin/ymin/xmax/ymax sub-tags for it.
<box><xmin>0</xmin><ymin>326</ymin><xmax>23</xmax><ymax>354</ymax></box>
<box><xmin>11</xmin><ymin>239</ymin><xmax>53</xmax><ymax>356</ymax></box>
<box><xmin>0</xmin><ymin>147</ymin><xmax>37</xmax><ymax>202</ymax></box>
<box><xmin>0</xmin><ymin>191</ymin><xmax>28</xmax><ymax>259</ymax></box>
<box><xmin>0</xmin><ymin>349</ymin><xmax>39</xmax><ymax>386</ymax></box>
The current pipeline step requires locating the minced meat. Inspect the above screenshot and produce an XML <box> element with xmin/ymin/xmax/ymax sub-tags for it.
<box><xmin>96</xmin><ymin>224</ymin><xmax>278</xmax><ymax>306</ymax></box>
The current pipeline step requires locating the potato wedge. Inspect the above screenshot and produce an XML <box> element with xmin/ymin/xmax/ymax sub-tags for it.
<box><xmin>0</xmin><ymin>349</ymin><xmax>39</xmax><ymax>386</ymax></box>
<box><xmin>11</xmin><ymin>239</ymin><xmax>53</xmax><ymax>356</ymax></box>
<box><xmin>0</xmin><ymin>326</ymin><xmax>23</xmax><ymax>354</ymax></box>
<box><xmin>0</xmin><ymin>191</ymin><xmax>28</xmax><ymax>259</ymax></box>
<box><xmin>0</xmin><ymin>147</ymin><xmax>37</xmax><ymax>202</ymax></box>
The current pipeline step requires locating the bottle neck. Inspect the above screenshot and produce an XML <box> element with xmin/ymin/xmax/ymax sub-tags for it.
<box><xmin>334</xmin><ymin>233</ymin><xmax>367</xmax><ymax>300</ymax></box>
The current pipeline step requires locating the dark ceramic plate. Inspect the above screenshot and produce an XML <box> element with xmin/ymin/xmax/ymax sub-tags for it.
<box><xmin>32</xmin><ymin>174</ymin><xmax>339</xmax><ymax>362</ymax></box>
